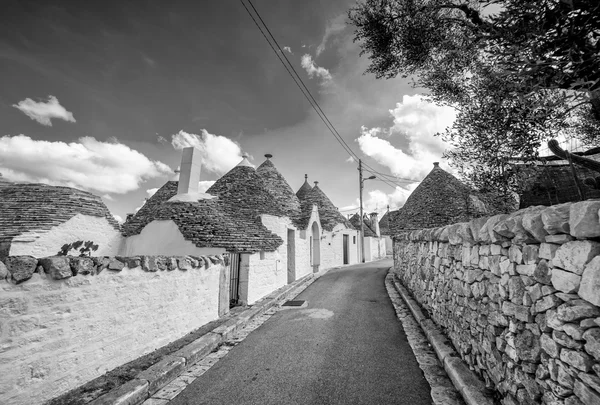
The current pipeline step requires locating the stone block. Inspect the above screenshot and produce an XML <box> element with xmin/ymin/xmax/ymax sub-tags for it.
<box><xmin>447</xmin><ymin>223</ymin><xmax>462</xmax><ymax>245</ymax></box>
<box><xmin>470</xmin><ymin>216</ymin><xmax>489</xmax><ymax>243</ymax></box>
<box><xmin>561</xmin><ymin>349</ymin><xmax>594</xmax><ymax>372</ymax></box>
<box><xmin>531</xmin><ymin>260</ymin><xmax>552</xmax><ymax>286</ymax></box>
<box><xmin>69</xmin><ymin>257</ymin><xmax>95</xmax><ymax>275</ymax></box>
<box><xmin>553</xmin><ymin>330</ymin><xmax>583</xmax><ymax>350</ymax></box>
<box><xmin>516</xmin><ymin>264</ymin><xmax>536</xmax><ymax>277</ymax></box>
<box><xmin>90</xmin><ymin>378</ymin><xmax>149</xmax><ymax>405</ymax></box>
<box><xmin>108</xmin><ymin>258</ymin><xmax>125</xmax><ymax>271</ymax></box>
<box><xmin>541</xmin><ymin>332</ymin><xmax>562</xmax><ymax>358</ymax></box>
<box><xmin>540</xmin><ymin>243</ymin><xmax>560</xmax><ymax>261</ymax></box>
<box><xmin>500</xmin><ymin>258</ymin><xmax>515</xmax><ymax>276</ymax></box>
<box><xmin>489</xmin><ymin>255</ymin><xmax>502</xmax><ymax>276</ymax></box>
<box><xmin>515</xmin><ymin>329</ymin><xmax>541</xmax><ymax>362</ymax></box>
<box><xmin>522</xmin><ymin>245</ymin><xmax>539</xmax><ymax>265</ymax></box>
<box><xmin>547</xmin><ymin>309</ymin><xmax>565</xmax><ymax>331</ymax></box>
<box><xmin>137</xmin><ymin>355</ymin><xmax>186</xmax><ymax>395</ymax></box>
<box><xmin>542</xmin><ymin>204</ymin><xmax>571</xmax><ymax>235</ymax></box>
<box><xmin>509</xmin><ymin>276</ymin><xmax>526</xmax><ymax>304</ymax></box>
<box><xmin>578</xmin><ymin>372</ymin><xmax>600</xmax><ymax>395</ymax></box>
<box><xmin>563</xmin><ymin>323</ymin><xmax>585</xmax><ymax>341</ymax></box>
<box><xmin>546</xmin><ymin>234</ymin><xmax>575</xmax><ymax>244</ymax></box>
<box><xmin>553</xmin><ymin>241</ymin><xmax>600</xmax><ymax>275</ymax></box>
<box><xmin>4</xmin><ymin>255</ymin><xmax>38</xmax><ymax>283</ymax></box>
<box><xmin>574</xmin><ymin>379</ymin><xmax>600</xmax><ymax>404</ymax></box>
<box><xmin>508</xmin><ymin>245</ymin><xmax>523</xmax><ymax>264</ymax></box>
<box><xmin>522</xmin><ymin>209</ymin><xmax>549</xmax><ymax>242</ymax></box>
<box><xmin>583</xmin><ymin>328</ymin><xmax>600</xmax><ymax>361</ymax></box>
<box><xmin>570</xmin><ymin>200</ymin><xmax>600</xmax><ymax>238</ymax></box>
<box><xmin>552</xmin><ymin>269</ymin><xmax>582</xmax><ymax>294</ymax></box>
<box><xmin>39</xmin><ymin>256</ymin><xmax>72</xmax><ymax>280</ymax></box>
<box><xmin>558</xmin><ymin>301</ymin><xmax>600</xmax><ymax>322</ymax></box>
<box><xmin>536</xmin><ymin>294</ymin><xmax>562</xmax><ymax>313</ymax></box>
<box><xmin>0</xmin><ymin>260</ymin><xmax>8</xmax><ymax>280</ymax></box>
<box><xmin>579</xmin><ymin>256</ymin><xmax>600</xmax><ymax>307</ymax></box>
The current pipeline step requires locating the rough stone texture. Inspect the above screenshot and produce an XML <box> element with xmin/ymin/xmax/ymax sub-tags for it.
<box><xmin>542</xmin><ymin>204</ymin><xmax>571</xmax><ymax>235</ymax></box>
<box><xmin>552</xmin><ymin>269</ymin><xmax>582</xmax><ymax>294</ymax></box>
<box><xmin>569</xmin><ymin>200</ymin><xmax>600</xmax><ymax>238</ymax></box>
<box><xmin>553</xmin><ymin>241</ymin><xmax>600</xmax><ymax>275</ymax></box>
<box><xmin>579</xmin><ymin>256</ymin><xmax>600</xmax><ymax>307</ymax></box>
<box><xmin>4</xmin><ymin>255</ymin><xmax>37</xmax><ymax>283</ymax></box>
<box><xmin>0</xmin><ymin>254</ymin><xmax>224</xmax><ymax>405</ymax></box>
<box><xmin>393</xmin><ymin>200</ymin><xmax>600</xmax><ymax>405</ymax></box>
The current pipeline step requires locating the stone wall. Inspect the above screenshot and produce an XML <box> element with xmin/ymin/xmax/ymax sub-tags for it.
<box><xmin>0</xmin><ymin>253</ymin><xmax>225</xmax><ymax>405</ymax></box>
<box><xmin>393</xmin><ymin>201</ymin><xmax>600</xmax><ymax>405</ymax></box>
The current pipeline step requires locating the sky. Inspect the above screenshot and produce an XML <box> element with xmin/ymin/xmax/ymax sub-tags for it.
<box><xmin>0</xmin><ymin>0</ymin><xmax>458</xmax><ymax>223</ymax></box>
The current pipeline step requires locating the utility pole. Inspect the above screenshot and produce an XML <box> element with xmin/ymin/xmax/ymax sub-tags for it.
<box><xmin>359</xmin><ymin>159</ymin><xmax>365</xmax><ymax>263</ymax></box>
<box><xmin>358</xmin><ymin>160</ymin><xmax>376</xmax><ymax>263</ymax></box>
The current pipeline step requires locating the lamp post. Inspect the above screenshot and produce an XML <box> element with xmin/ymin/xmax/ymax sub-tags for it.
<box><xmin>359</xmin><ymin>159</ymin><xmax>376</xmax><ymax>263</ymax></box>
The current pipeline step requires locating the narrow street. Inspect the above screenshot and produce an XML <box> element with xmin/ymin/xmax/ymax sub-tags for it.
<box><xmin>169</xmin><ymin>259</ymin><xmax>433</xmax><ymax>405</ymax></box>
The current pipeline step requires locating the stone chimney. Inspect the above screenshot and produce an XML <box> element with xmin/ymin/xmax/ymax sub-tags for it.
<box><xmin>177</xmin><ymin>147</ymin><xmax>202</xmax><ymax>195</ymax></box>
<box><xmin>370</xmin><ymin>212</ymin><xmax>380</xmax><ymax>237</ymax></box>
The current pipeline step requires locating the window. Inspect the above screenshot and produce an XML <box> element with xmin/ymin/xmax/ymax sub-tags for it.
<box><xmin>353</xmin><ymin>236</ymin><xmax>356</xmax><ymax>244</ymax></box>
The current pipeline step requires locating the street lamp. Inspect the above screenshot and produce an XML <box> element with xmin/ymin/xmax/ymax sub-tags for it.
<box><xmin>359</xmin><ymin>158</ymin><xmax>376</xmax><ymax>263</ymax></box>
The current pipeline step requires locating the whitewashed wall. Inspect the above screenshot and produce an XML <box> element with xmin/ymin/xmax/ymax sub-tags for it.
<box><xmin>0</xmin><ymin>257</ymin><xmax>222</xmax><ymax>405</ymax></box>
<box><xmin>123</xmin><ymin>220</ymin><xmax>225</xmax><ymax>256</ymax></box>
<box><xmin>9</xmin><ymin>214</ymin><xmax>123</xmax><ymax>258</ymax></box>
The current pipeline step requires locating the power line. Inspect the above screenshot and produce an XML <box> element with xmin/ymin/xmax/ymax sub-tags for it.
<box><xmin>240</xmin><ymin>0</ymin><xmax>409</xmax><ymax>191</ymax></box>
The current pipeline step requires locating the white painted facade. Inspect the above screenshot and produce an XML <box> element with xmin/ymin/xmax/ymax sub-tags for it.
<box><xmin>122</xmin><ymin>220</ymin><xmax>225</xmax><ymax>256</ymax></box>
<box><xmin>9</xmin><ymin>214</ymin><xmax>123</xmax><ymax>258</ymax></box>
<box><xmin>320</xmin><ymin>223</ymin><xmax>359</xmax><ymax>270</ymax></box>
<box><xmin>0</xmin><ymin>261</ymin><xmax>221</xmax><ymax>405</ymax></box>
<box><xmin>363</xmin><ymin>236</ymin><xmax>386</xmax><ymax>262</ymax></box>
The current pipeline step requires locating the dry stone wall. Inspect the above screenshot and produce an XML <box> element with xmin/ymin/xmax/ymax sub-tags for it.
<box><xmin>393</xmin><ymin>201</ymin><xmax>600</xmax><ymax>405</ymax></box>
<box><xmin>0</xmin><ymin>253</ymin><xmax>226</xmax><ymax>405</ymax></box>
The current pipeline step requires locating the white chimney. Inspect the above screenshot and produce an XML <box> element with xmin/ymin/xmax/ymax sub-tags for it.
<box><xmin>370</xmin><ymin>212</ymin><xmax>380</xmax><ymax>237</ymax></box>
<box><xmin>177</xmin><ymin>147</ymin><xmax>202</xmax><ymax>195</ymax></box>
<box><xmin>168</xmin><ymin>147</ymin><xmax>215</xmax><ymax>202</ymax></box>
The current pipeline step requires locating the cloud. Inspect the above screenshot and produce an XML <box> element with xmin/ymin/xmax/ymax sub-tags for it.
<box><xmin>346</xmin><ymin>156</ymin><xmax>355</xmax><ymax>163</ymax></box>
<box><xmin>113</xmin><ymin>214</ymin><xmax>124</xmax><ymax>224</ymax></box>
<box><xmin>146</xmin><ymin>188</ymin><xmax>159</xmax><ymax>198</ymax></box>
<box><xmin>198</xmin><ymin>180</ymin><xmax>215</xmax><ymax>192</ymax></box>
<box><xmin>0</xmin><ymin>134</ymin><xmax>172</xmax><ymax>194</ymax></box>
<box><xmin>356</xmin><ymin>95</ymin><xmax>456</xmax><ymax>180</ymax></box>
<box><xmin>12</xmin><ymin>95</ymin><xmax>76</xmax><ymax>126</ymax></box>
<box><xmin>316</xmin><ymin>14</ymin><xmax>347</xmax><ymax>56</ymax></box>
<box><xmin>102</xmin><ymin>194</ymin><xmax>114</xmax><ymax>201</ymax></box>
<box><xmin>157</xmin><ymin>135</ymin><xmax>168</xmax><ymax>145</ymax></box>
<box><xmin>301</xmin><ymin>54</ymin><xmax>332</xmax><ymax>82</ymax></box>
<box><xmin>283</xmin><ymin>46</ymin><xmax>292</xmax><ymax>54</ymax></box>
<box><xmin>171</xmin><ymin>129</ymin><xmax>244</xmax><ymax>174</ymax></box>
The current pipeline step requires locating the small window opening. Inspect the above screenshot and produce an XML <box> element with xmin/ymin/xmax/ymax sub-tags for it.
<box><xmin>353</xmin><ymin>236</ymin><xmax>356</xmax><ymax>244</ymax></box>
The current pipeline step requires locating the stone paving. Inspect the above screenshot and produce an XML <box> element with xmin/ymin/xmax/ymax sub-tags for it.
<box><xmin>384</xmin><ymin>275</ymin><xmax>466</xmax><ymax>405</ymax></box>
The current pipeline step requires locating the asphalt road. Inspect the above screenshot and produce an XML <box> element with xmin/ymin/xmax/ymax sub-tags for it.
<box><xmin>170</xmin><ymin>259</ymin><xmax>433</xmax><ymax>405</ymax></box>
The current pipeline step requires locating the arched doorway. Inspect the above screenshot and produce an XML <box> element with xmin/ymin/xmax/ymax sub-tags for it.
<box><xmin>311</xmin><ymin>222</ymin><xmax>320</xmax><ymax>272</ymax></box>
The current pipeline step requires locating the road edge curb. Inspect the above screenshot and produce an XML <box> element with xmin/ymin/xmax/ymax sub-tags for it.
<box><xmin>386</xmin><ymin>269</ymin><xmax>496</xmax><ymax>405</ymax></box>
<box><xmin>90</xmin><ymin>271</ymin><xmax>320</xmax><ymax>405</ymax></box>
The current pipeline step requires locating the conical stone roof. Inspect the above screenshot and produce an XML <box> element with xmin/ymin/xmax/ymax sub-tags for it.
<box><xmin>349</xmin><ymin>213</ymin><xmax>376</xmax><ymax>237</ymax></box>
<box><xmin>296</xmin><ymin>174</ymin><xmax>313</xmax><ymax>200</ymax></box>
<box><xmin>299</xmin><ymin>183</ymin><xmax>354</xmax><ymax>231</ymax></box>
<box><xmin>390</xmin><ymin>163</ymin><xmax>490</xmax><ymax>232</ymax></box>
<box><xmin>206</xmin><ymin>164</ymin><xmax>283</xmax><ymax>219</ymax></box>
<box><xmin>0</xmin><ymin>183</ymin><xmax>120</xmax><ymax>244</ymax></box>
<box><xmin>256</xmin><ymin>158</ymin><xmax>301</xmax><ymax>216</ymax></box>
<box><xmin>122</xmin><ymin>180</ymin><xmax>283</xmax><ymax>252</ymax></box>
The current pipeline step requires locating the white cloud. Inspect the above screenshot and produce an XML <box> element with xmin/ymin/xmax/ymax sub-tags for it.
<box><xmin>301</xmin><ymin>54</ymin><xmax>332</xmax><ymax>82</ymax></box>
<box><xmin>12</xmin><ymin>95</ymin><xmax>76</xmax><ymax>126</ymax></box>
<box><xmin>198</xmin><ymin>180</ymin><xmax>215</xmax><ymax>192</ymax></box>
<box><xmin>316</xmin><ymin>14</ymin><xmax>346</xmax><ymax>56</ymax></box>
<box><xmin>356</xmin><ymin>95</ymin><xmax>456</xmax><ymax>180</ymax></box>
<box><xmin>146</xmin><ymin>188</ymin><xmax>159</xmax><ymax>198</ymax></box>
<box><xmin>102</xmin><ymin>194</ymin><xmax>114</xmax><ymax>201</ymax></box>
<box><xmin>346</xmin><ymin>156</ymin><xmax>355</xmax><ymax>163</ymax></box>
<box><xmin>0</xmin><ymin>134</ymin><xmax>172</xmax><ymax>194</ymax></box>
<box><xmin>283</xmin><ymin>46</ymin><xmax>292</xmax><ymax>54</ymax></box>
<box><xmin>113</xmin><ymin>214</ymin><xmax>124</xmax><ymax>223</ymax></box>
<box><xmin>171</xmin><ymin>130</ymin><xmax>244</xmax><ymax>174</ymax></box>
